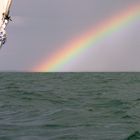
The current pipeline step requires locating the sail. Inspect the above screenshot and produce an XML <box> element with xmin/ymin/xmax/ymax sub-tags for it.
<box><xmin>0</xmin><ymin>0</ymin><xmax>12</xmax><ymax>28</ymax></box>
<box><xmin>0</xmin><ymin>0</ymin><xmax>12</xmax><ymax>48</ymax></box>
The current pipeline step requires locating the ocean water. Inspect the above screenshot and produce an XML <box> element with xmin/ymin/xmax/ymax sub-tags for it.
<box><xmin>0</xmin><ymin>72</ymin><xmax>140</xmax><ymax>140</ymax></box>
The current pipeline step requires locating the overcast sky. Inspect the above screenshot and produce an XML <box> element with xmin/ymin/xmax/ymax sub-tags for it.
<box><xmin>0</xmin><ymin>0</ymin><xmax>140</xmax><ymax>72</ymax></box>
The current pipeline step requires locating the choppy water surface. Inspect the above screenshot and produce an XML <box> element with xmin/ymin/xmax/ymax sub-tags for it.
<box><xmin>0</xmin><ymin>72</ymin><xmax>140</xmax><ymax>140</ymax></box>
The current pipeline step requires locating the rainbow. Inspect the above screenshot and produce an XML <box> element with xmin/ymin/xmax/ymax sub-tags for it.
<box><xmin>33</xmin><ymin>4</ymin><xmax>140</xmax><ymax>72</ymax></box>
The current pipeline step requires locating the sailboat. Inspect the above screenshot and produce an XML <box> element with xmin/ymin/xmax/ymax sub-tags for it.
<box><xmin>0</xmin><ymin>0</ymin><xmax>12</xmax><ymax>48</ymax></box>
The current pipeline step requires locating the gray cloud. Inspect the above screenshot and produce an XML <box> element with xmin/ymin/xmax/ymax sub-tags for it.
<box><xmin>0</xmin><ymin>0</ymin><xmax>140</xmax><ymax>71</ymax></box>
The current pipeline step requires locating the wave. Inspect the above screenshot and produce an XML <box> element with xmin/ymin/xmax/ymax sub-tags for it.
<box><xmin>125</xmin><ymin>131</ymin><xmax>140</xmax><ymax>140</ymax></box>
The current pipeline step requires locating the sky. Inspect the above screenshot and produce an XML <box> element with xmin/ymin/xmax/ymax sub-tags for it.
<box><xmin>0</xmin><ymin>0</ymin><xmax>140</xmax><ymax>72</ymax></box>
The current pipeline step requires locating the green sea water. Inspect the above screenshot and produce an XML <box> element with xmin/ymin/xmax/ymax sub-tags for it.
<box><xmin>0</xmin><ymin>72</ymin><xmax>140</xmax><ymax>140</ymax></box>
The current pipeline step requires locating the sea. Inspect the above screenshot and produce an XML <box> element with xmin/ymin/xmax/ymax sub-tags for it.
<box><xmin>0</xmin><ymin>72</ymin><xmax>140</xmax><ymax>140</ymax></box>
